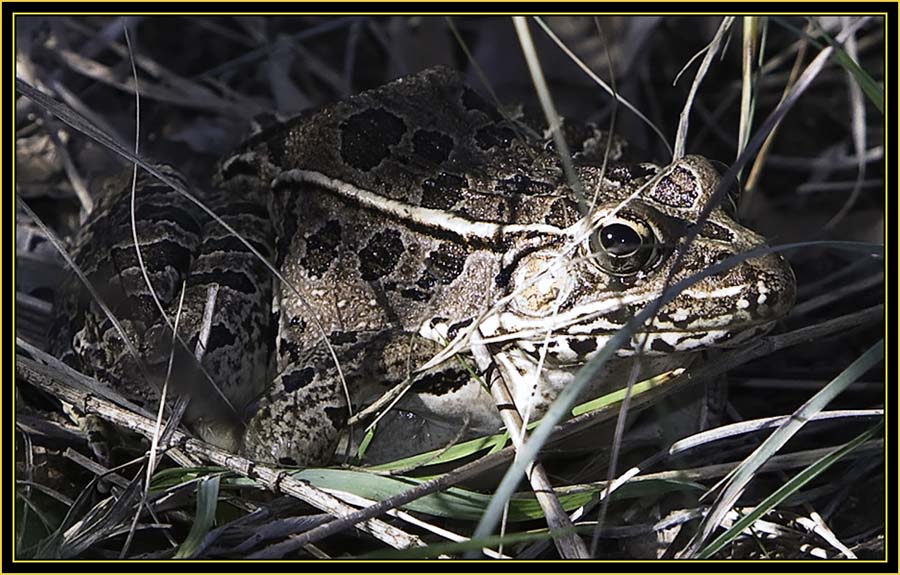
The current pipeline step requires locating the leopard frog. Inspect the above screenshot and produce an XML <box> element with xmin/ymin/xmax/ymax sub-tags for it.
<box><xmin>52</xmin><ymin>67</ymin><xmax>795</xmax><ymax>466</ymax></box>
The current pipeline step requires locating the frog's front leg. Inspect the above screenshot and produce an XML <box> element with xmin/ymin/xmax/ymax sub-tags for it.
<box><xmin>241</xmin><ymin>323</ymin><xmax>395</xmax><ymax>466</ymax></box>
<box><xmin>242</xmin><ymin>350</ymin><xmax>349</xmax><ymax>466</ymax></box>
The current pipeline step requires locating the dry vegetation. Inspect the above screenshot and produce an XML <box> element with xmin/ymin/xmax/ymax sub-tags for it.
<box><xmin>14</xmin><ymin>15</ymin><xmax>885</xmax><ymax>560</ymax></box>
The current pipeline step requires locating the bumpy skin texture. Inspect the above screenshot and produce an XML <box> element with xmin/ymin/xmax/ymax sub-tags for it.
<box><xmin>54</xmin><ymin>67</ymin><xmax>795</xmax><ymax>466</ymax></box>
<box><xmin>51</xmin><ymin>166</ymin><xmax>275</xmax><ymax>451</ymax></box>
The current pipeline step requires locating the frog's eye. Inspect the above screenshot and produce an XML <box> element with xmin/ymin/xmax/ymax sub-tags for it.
<box><xmin>588</xmin><ymin>218</ymin><xmax>658</xmax><ymax>276</ymax></box>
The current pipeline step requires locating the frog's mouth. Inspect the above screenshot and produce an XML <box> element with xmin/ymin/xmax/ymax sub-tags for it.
<box><xmin>504</xmin><ymin>318</ymin><xmax>778</xmax><ymax>366</ymax></box>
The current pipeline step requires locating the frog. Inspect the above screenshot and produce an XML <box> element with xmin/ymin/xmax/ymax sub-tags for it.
<box><xmin>51</xmin><ymin>66</ymin><xmax>796</xmax><ymax>467</ymax></box>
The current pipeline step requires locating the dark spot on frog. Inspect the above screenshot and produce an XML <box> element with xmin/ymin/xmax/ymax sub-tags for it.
<box><xmin>493</xmin><ymin>242</ymin><xmax>545</xmax><ymax>290</ymax></box>
<box><xmin>603</xmin><ymin>306</ymin><xmax>633</xmax><ymax>326</ymax></box>
<box><xmin>411</xmin><ymin>368</ymin><xmax>471</xmax><ymax>395</ymax></box>
<box><xmin>400</xmin><ymin>287</ymin><xmax>431</xmax><ymax>302</ymax></box>
<box><xmin>502</xmin><ymin>191</ymin><xmax>523</xmax><ymax>221</ymax></box>
<box><xmin>544</xmin><ymin>197</ymin><xmax>580</xmax><ymax>227</ymax></box>
<box><xmin>112</xmin><ymin>240</ymin><xmax>192</xmax><ymax>279</ymax></box>
<box><xmin>494</xmin><ymin>266</ymin><xmax>513</xmax><ymax>289</ymax></box>
<box><xmin>412</xmin><ymin>129</ymin><xmax>454</xmax><ymax>164</ymax></box>
<box><xmin>650</xmin><ymin>338</ymin><xmax>676</xmax><ymax>353</ymax></box>
<box><xmin>279</xmin><ymin>339</ymin><xmax>302</xmax><ymax>364</ymax></box>
<box><xmin>475</xmin><ymin>124</ymin><xmax>515</xmax><ymax>150</ymax></box>
<box><xmin>324</xmin><ymin>405</ymin><xmax>348</xmax><ymax>428</ymax></box>
<box><xmin>358</xmin><ymin>229</ymin><xmax>404</xmax><ymax>281</ymax></box>
<box><xmin>658</xmin><ymin>311</ymin><xmax>696</xmax><ymax>330</ymax></box>
<box><xmin>457</xmin><ymin>196</ymin><xmax>509</xmax><ymax>223</ymax></box>
<box><xmin>289</xmin><ymin>315</ymin><xmax>307</xmax><ymax>331</ymax></box>
<box><xmin>426</xmin><ymin>243</ymin><xmax>467</xmax><ymax>284</ymax></box>
<box><xmin>282</xmin><ymin>366</ymin><xmax>316</xmax><ymax>393</ymax></box>
<box><xmin>492</xmin><ymin>235</ymin><xmax>514</xmax><ymax>252</ymax></box>
<box><xmin>403</xmin><ymin>244</ymin><xmax>466</xmax><ymax>301</ymax></box>
<box><xmin>240</xmin><ymin>308</ymin><xmax>267</xmax><ymax>344</ymax></box>
<box><xmin>416</xmin><ymin>273</ymin><xmax>436</xmax><ymax>291</ymax></box>
<box><xmin>604</xmin><ymin>163</ymin><xmax>656</xmax><ymax>185</ymax></box>
<box><xmin>420</xmin><ymin>172</ymin><xmax>466</xmax><ymax>210</ymax></box>
<box><xmin>568</xmin><ymin>338</ymin><xmax>597</xmax><ymax>356</ymax></box>
<box><xmin>206</xmin><ymin>324</ymin><xmax>237</xmax><ymax>351</ymax></box>
<box><xmin>340</xmin><ymin>108</ymin><xmax>406</xmax><ymax>171</ymax></box>
<box><xmin>402</xmin><ymin>272</ymin><xmax>437</xmax><ymax>301</ymax></box>
<box><xmin>447</xmin><ymin>318</ymin><xmax>473</xmax><ymax>340</ymax></box>
<box><xmin>301</xmin><ymin>220</ymin><xmax>342</xmax><ymax>279</ymax></box>
<box><xmin>495</xmin><ymin>174</ymin><xmax>555</xmax><ymax>196</ymax></box>
<box><xmin>694</xmin><ymin>221</ymin><xmax>734</xmax><ymax>242</ymax></box>
<box><xmin>649</xmin><ymin>166</ymin><xmax>700</xmax><ymax>208</ymax></box>
<box><xmin>111</xmin><ymin>292</ymin><xmax>160</xmax><ymax>327</ymax></box>
<box><xmin>462</xmin><ymin>87</ymin><xmax>501</xmax><ymax>119</ymax></box>
<box><xmin>329</xmin><ymin>331</ymin><xmax>358</xmax><ymax>345</ymax></box>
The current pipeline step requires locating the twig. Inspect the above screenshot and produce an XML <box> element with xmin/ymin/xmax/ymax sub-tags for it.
<box><xmin>15</xmin><ymin>355</ymin><xmax>427</xmax><ymax>554</ymax></box>
<box><xmin>470</xmin><ymin>332</ymin><xmax>589</xmax><ymax>559</ymax></box>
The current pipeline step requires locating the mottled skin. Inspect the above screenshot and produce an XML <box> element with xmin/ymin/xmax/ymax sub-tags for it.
<box><xmin>51</xmin><ymin>166</ymin><xmax>274</xmax><ymax>450</ymax></box>
<box><xmin>54</xmin><ymin>67</ymin><xmax>795</xmax><ymax>466</ymax></box>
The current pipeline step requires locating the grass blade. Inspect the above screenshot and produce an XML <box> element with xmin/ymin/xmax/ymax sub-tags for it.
<box><xmin>697</xmin><ymin>421</ymin><xmax>884</xmax><ymax>558</ymax></box>
<box><xmin>679</xmin><ymin>339</ymin><xmax>884</xmax><ymax>557</ymax></box>
<box><xmin>173</xmin><ymin>475</ymin><xmax>220</xmax><ymax>559</ymax></box>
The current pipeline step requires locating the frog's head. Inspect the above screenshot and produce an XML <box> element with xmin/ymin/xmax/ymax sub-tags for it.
<box><xmin>500</xmin><ymin>155</ymin><xmax>796</xmax><ymax>364</ymax></box>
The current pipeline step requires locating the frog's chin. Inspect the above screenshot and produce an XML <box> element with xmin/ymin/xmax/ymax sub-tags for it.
<box><xmin>631</xmin><ymin>321</ymin><xmax>777</xmax><ymax>354</ymax></box>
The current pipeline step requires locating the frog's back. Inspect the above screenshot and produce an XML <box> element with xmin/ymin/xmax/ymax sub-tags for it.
<box><xmin>219</xmin><ymin>67</ymin><xmax>594</xmax><ymax>341</ymax></box>
<box><xmin>233</xmin><ymin>67</ymin><xmax>581</xmax><ymax>224</ymax></box>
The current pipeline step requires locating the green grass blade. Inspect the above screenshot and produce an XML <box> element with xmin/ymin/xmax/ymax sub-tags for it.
<box><xmin>772</xmin><ymin>16</ymin><xmax>883</xmax><ymax>114</ymax></box>
<box><xmin>294</xmin><ymin>468</ymin><xmax>589</xmax><ymax>521</ymax></box>
<box><xmin>698</xmin><ymin>421</ymin><xmax>883</xmax><ymax>558</ymax></box>
<box><xmin>368</xmin><ymin>369</ymin><xmax>682</xmax><ymax>473</ymax></box>
<box><xmin>173</xmin><ymin>475</ymin><xmax>220</xmax><ymax>559</ymax></box>
<box><xmin>832</xmin><ymin>47</ymin><xmax>883</xmax><ymax>114</ymax></box>
<box><xmin>292</xmin><ymin>469</ymin><xmax>702</xmax><ymax>522</ymax></box>
<box><xmin>681</xmin><ymin>339</ymin><xmax>883</xmax><ymax>557</ymax></box>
